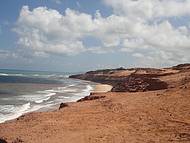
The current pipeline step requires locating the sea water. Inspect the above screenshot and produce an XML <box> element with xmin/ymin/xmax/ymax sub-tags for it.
<box><xmin>0</xmin><ymin>69</ymin><xmax>95</xmax><ymax>123</ymax></box>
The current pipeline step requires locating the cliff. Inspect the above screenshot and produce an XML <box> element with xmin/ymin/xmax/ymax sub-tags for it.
<box><xmin>70</xmin><ymin>64</ymin><xmax>190</xmax><ymax>92</ymax></box>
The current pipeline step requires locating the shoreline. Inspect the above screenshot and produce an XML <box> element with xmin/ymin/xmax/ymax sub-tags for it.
<box><xmin>91</xmin><ymin>84</ymin><xmax>113</xmax><ymax>94</ymax></box>
<box><xmin>35</xmin><ymin>83</ymin><xmax>113</xmax><ymax>111</ymax></box>
<box><xmin>37</xmin><ymin>83</ymin><xmax>113</xmax><ymax>112</ymax></box>
<box><xmin>0</xmin><ymin>64</ymin><xmax>190</xmax><ymax>143</ymax></box>
<box><xmin>0</xmin><ymin>83</ymin><xmax>112</xmax><ymax>124</ymax></box>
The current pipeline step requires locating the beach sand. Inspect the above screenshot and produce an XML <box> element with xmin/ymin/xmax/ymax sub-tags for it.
<box><xmin>0</xmin><ymin>65</ymin><xmax>190</xmax><ymax>143</ymax></box>
<box><xmin>0</xmin><ymin>86</ymin><xmax>190</xmax><ymax>143</ymax></box>
<box><xmin>92</xmin><ymin>84</ymin><xmax>113</xmax><ymax>93</ymax></box>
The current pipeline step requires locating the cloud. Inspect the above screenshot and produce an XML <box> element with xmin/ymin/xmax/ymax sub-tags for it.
<box><xmin>14</xmin><ymin>6</ymin><xmax>87</xmax><ymax>55</ymax></box>
<box><xmin>103</xmin><ymin>0</ymin><xmax>190</xmax><ymax>66</ymax></box>
<box><xmin>0</xmin><ymin>50</ymin><xmax>18</xmax><ymax>59</ymax></box>
<box><xmin>14</xmin><ymin>6</ymin><xmax>125</xmax><ymax>55</ymax></box>
<box><xmin>14</xmin><ymin>2</ymin><xmax>190</xmax><ymax>66</ymax></box>
<box><xmin>103</xmin><ymin>0</ymin><xmax>190</xmax><ymax>20</ymax></box>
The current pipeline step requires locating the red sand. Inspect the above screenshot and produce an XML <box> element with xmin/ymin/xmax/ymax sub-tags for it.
<box><xmin>0</xmin><ymin>65</ymin><xmax>190</xmax><ymax>143</ymax></box>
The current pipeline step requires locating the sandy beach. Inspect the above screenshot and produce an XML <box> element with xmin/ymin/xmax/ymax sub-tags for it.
<box><xmin>1</xmin><ymin>0</ymin><xmax>190</xmax><ymax>142</ymax></box>
<box><xmin>0</xmin><ymin>64</ymin><xmax>190</xmax><ymax>143</ymax></box>
<box><xmin>91</xmin><ymin>84</ymin><xmax>113</xmax><ymax>93</ymax></box>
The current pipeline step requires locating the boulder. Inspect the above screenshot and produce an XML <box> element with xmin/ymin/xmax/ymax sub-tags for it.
<box><xmin>0</xmin><ymin>138</ymin><xmax>7</xmax><ymax>143</ymax></box>
<box><xmin>59</xmin><ymin>103</ymin><xmax>68</xmax><ymax>110</ymax></box>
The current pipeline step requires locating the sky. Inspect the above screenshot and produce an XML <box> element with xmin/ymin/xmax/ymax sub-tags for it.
<box><xmin>0</xmin><ymin>0</ymin><xmax>190</xmax><ymax>72</ymax></box>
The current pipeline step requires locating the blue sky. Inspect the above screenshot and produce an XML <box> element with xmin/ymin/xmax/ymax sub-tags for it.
<box><xmin>0</xmin><ymin>0</ymin><xmax>190</xmax><ymax>72</ymax></box>
<box><xmin>0</xmin><ymin>0</ymin><xmax>111</xmax><ymax>51</ymax></box>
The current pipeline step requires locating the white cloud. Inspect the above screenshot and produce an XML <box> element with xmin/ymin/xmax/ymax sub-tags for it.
<box><xmin>0</xmin><ymin>50</ymin><xmax>18</xmax><ymax>59</ymax></box>
<box><xmin>15</xmin><ymin>6</ymin><xmax>88</xmax><ymax>55</ymax></box>
<box><xmin>14</xmin><ymin>2</ymin><xmax>190</xmax><ymax>66</ymax></box>
<box><xmin>103</xmin><ymin>0</ymin><xmax>190</xmax><ymax>20</ymax></box>
<box><xmin>132</xmin><ymin>53</ymin><xmax>144</xmax><ymax>58</ymax></box>
<box><xmin>103</xmin><ymin>0</ymin><xmax>190</xmax><ymax>66</ymax></box>
<box><xmin>14</xmin><ymin>6</ymin><xmax>126</xmax><ymax>55</ymax></box>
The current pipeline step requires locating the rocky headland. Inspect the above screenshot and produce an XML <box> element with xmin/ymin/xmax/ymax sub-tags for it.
<box><xmin>69</xmin><ymin>64</ymin><xmax>190</xmax><ymax>92</ymax></box>
<box><xmin>0</xmin><ymin>64</ymin><xmax>190</xmax><ymax>143</ymax></box>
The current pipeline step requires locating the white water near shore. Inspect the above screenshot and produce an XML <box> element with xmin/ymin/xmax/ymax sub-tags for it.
<box><xmin>0</xmin><ymin>70</ymin><xmax>96</xmax><ymax>123</ymax></box>
<box><xmin>0</xmin><ymin>84</ymin><xmax>94</xmax><ymax>123</ymax></box>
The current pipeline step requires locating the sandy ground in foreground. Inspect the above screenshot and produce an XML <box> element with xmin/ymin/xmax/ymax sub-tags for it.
<box><xmin>1</xmin><ymin>65</ymin><xmax>190</xmax><ymax>143</ymax></box>
<box><xmin>0</xmin><ymin>84</ymin><xmax>190</xmax><ymax>143</ymax></box>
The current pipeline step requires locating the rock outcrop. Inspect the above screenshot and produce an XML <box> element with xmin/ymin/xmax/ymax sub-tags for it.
<box><xmin>111</xmin><ymin>74</ymin><xmax>168</xmax><ymax>92</ymax></box>
<box><xmin>0</xmin><ymin>138</ymin><xmax>7</xmax><ymax>143</ymax></box>
<box><xmin>70</xmin><ymin>64</ymin><xmax>190</xmax><ymax>92</ymax></box>
<box><xmin>172</xmin><ymin>63</ymin><xmax>190</xmax><ymax>70</ymax></box>
<box><xmin>59</xmin><ymin>103</ymin><xmax>68</xmax><ymax>110</ymax></box>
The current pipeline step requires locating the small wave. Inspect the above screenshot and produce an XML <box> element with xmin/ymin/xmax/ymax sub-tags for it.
<box><xmin>63</xmin><ymin>96</ymin><xmax>70</xmax><ymax>99</ymax></box>
<box><xmin>60</xmin><ymin>75</ymin><xmax>70</xmax><ymax>78</ymax></box>
<box><xmin>69</xmin><ymin>85</ymin><xmax>93</xmax><ymax>99</ymax></box>
<box><xmin>0</xmin><ymin>73</ymin><xmax>9</xmax><ymax>76</ymax></box>
<box><xmin>0</xmin><ymin>79</ymin><xmax>95</xmax><ymax>123</ymax></box>
<box><xmin>32</xmin><ymin>74</ymin><xmax>40</xmax><ymax>76</ymax></box>
<box><xmin>38</xmin><ymin>90</ymin><xmax>55</xmax><ymax>93</ymax></box>
<box><xmin>80</xmin><ymin>85</ymin><xmax>93</xmax><ymax>95</ymax></box>
<box><xmin>0</xmin><ymin>73</ymin><xmax>25</xmax><ymax>76</ymax></box>
<box><xmin>35</xmin><ymin>93</ymin><xmax>56</xmax><ymax>104</ymax></box>
<box><xmin>61</xmin><ymin>89</ymin><xmax>77</xmax><ymax>92</ymax></box>
<box><xmin>48</xmin><ymin>85</ymin><xmax>78</xmax><ymax>93</ymax></box>
<box><xmin>0</xmin><ymin>102</ymin><xmax>31</xmax><ymax>123</ymax></box>
<box><xmin>83</xmin><ymin>85</ymin><xmax>93</xmax><ymax>92</ymax></box>
<box><xmin>11</xmin><ymin>74</ymin><xmax>24</xmax><ymax>76</ymax></box>
<box><xmin>0</xmin><ymin>102</ymin><xmax>56</xmax><ymax>123</ymax></box>
<box><xmin>35</xmin><ymin>74</ymin><xmax>56</xmax><ymax>78</ymax></box>
<box><xmin>18</xmin><ymin>92</ymin><xmax>56</xmax><ymax>104</ymax></box>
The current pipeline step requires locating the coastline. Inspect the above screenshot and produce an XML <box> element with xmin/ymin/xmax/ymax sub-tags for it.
<box><xmin>91</xmin><ymin>84</ymin><xmax>113</xmax><ymax>94</ymax></box>
<box><xmin>0</xmin><ymin>64</ymin><xmax>190</xmax><ymax>143</ymax></box>
<box><xmin>0</xmin><ymin>83</ymin><xmax>112</xmax><ymax>124</ymax></box>
<box><xmin>37</xmin><ymin>83</ymin><xmax>113</xmax><ymax>112</ymax></box>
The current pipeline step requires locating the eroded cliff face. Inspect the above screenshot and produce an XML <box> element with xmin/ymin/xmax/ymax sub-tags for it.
<box><xmin>1</xmin><ymin>64</ymin><xmax>190</xmax><ymax>143</ymax></box>
<box><xmin>69</xmin><ymin>64</ymin><xmax>190</xmax><ymax>92</ymax></box>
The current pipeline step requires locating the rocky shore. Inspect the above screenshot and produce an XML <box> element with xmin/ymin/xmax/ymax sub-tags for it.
<box><xmin>0</xmin><ymin>64</ymin><xmax>190</xmax><ymax>143</ymax></box>
<box><xmin>69</xmin><ymin>64</ymin><xmax>190</xmax><ymax>92</ymax></box>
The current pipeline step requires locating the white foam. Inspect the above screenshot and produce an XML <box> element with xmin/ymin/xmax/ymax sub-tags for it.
<box><xmin>0</xmin><ymin>73</ymin><xmax>9</xmax><ymax>76</ymax></box>
<box><xmin>17</xmin><ymin>92</ymin><xmax>56</xmax><ymax>104</ymax></box>
<box><xmin>0</xmin><ymin>82</ymin><xmax>95</xmax><ymax>123</ymax></box>
<box><xmin>0</xmin><ymin>102</ymin><xmax>56</xmax><ymax>123</ymax></box>
<box><xmin>67</xmin><ymin>85</ymin><xmax>94</xmax><ymax>101</ymax></box>
<box><xmin>83</xmin><ymin>85</ymin><xmax>93</xmax><ymax>92</ymax></box>
<box><xmin>0</xmin><ymin>102</ymin><xmax>31</xmax><ymax>123</ymax></box>
<box><xmin>35</xmin><ymin>93</ymin><xmax>56</xmax><ymax>104</ymax></box>
<box><xmin>63</xmin><ymin>96</ymin><xmax>70</xmax><ymax>99</ymax></box>
<box><xmin>0</xmin><ymin>73</ymin><xmax>24</xmax><ymax>76</ymax></box>
<box><xmin>62</xmin><ymin>75</ymin><xmax>70</xmax><ymax>78</ymax></box>
<box><xmin>49</xmin><ymin>86</ymin><xmax>78</xmax><ymax>93</ymax></box>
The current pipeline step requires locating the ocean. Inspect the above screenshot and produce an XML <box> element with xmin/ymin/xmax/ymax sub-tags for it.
<box><xmin>0</xmin><ymin>69</ymin><xmax>96</xmax><ymax>123</ymax></box>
